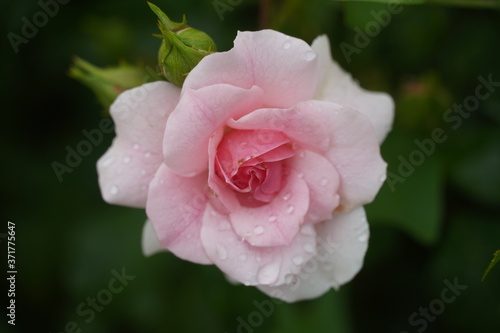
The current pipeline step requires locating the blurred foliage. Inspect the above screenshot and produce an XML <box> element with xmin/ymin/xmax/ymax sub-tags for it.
<box><xmin>1</xmin><ymin>0</ymin><xmax>500</xmax><ymax>333</ymax></box>
<box><xmin>336</xmin><ymin>0</ymin><xmax>500</xmax><ymax>9</ymax></box>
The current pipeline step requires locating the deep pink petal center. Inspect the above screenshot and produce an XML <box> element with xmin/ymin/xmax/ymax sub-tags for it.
<box><xmin>215</xmin><ymin>129</ymin><xmax>294</xmax><ymax>204</ymax></box>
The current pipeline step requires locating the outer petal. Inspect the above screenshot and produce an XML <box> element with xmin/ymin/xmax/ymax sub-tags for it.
<box><xmin>229</xmin><ymin>169</ymin><xmax>310</xmax><ymax>247</ymax></box>
<box><xmin>200</xmin><ymin>206</ymin><xmax>318</xmax><ymax>286</ymax></box>
<box><xmin>311</xmin><ymin>35</ymin><xmax>394</xmax><ymax>143</ymax></box>
<box><xmin>297</xmin><ymin>101</ymin><xmax>386</xmax><ymax>211</ymax></box>
<box><xmin>183</xmin><ymin>30</ymin><xmax>319</xmax><ymax>108</ymax></box>
<box><xmin>163</xmin><ymin>84</ymin><xmax>263</xmax><ymax>176</ymax></box>
<box><xmin>146</xmin><ymin>164</ymin><xmax>212</xmax><ymax>264</ymax></box>
<box><xmin>258</xmin><ymin>207</ymin><xmax>369</xmax><ymax>302</ymax></box>
<box><xmin>141</xmin><ymin>219</ymin><xmax>165</xmax><ymax>257</ymax></box>
<box><xmin>97</xmin><ymin>81</ymin><xmax>180</xmax><ymax>208</ymax></box>
<box><xmin>288</xmin><ymin>150</ymin><xmax>340</xmax><ymax>224</ymax></box>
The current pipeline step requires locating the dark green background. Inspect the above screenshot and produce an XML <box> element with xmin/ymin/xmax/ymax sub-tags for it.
<box><xmin>1</xmin><ymin>0</ymin><xmax>499</xmax><ymax>332</ymax></box>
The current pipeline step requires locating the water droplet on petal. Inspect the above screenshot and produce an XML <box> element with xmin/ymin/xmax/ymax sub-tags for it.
<box><xmin>253</xmin><ymin>225</ymin><xmax>264</xmax><ymax>235</ymax></box>
<box><xmin>300</xmin><ymin>224</ymin><xmax>315</xmax><ymax>236</ymax></box>
<box><xmin>102</xmin><ymin>157</ymin><xmax>115</xmax><ymax>167</ymax></box>
<box><xmin>257</xmin><ymin>263</ymin><xmax>280</xmax><ymax>285</ymax></box>
<box><xmin>122</xmin><ymin>156</ymin><xmax>131</xmax><ymax>164</ymax></box>
<box><xmin>286</xmin><ymin>205</ymin><xmax>295</xmax><ymax>214</ymax></box>
<box><xmin>133</xmin><ymin>143</ymin><xmax>140</xmax><ymax>150</ymax></box>
<box><xmin>303</xmin><ymin>242</ymin><xmax>315</xmax><ymax>254</ymax></box>
<box><xmin>238</xmin><ymin>254</ymin><xmax>247</xmax><ymax>261</ymax></box>
<box><xmin>320</xmin><ymin>177</ymin><xmax>328</xmax><ymax>186</ymax></box>
<box><xmin>216</xmin><ymin>243</ymin><xmax>228</xmax><ymax>260</ymax></box>
<box><xmin>144</xmin><ymin>151</ymin><xmax>151</xmax><ymax>158</ymax></box>
<box><xmin>283</xmin><ymin>41</ymin><xmax>291</xmax><ymax>50</ymax></box>
<box><xmin>292</xmin><ymin>255</ymin><xmax>304</xmax><ymax>265</ymax></box>
<box><xmin>210</xmin><ymin>210</ymin><xmax>217</xmax><ymax>217</ymax></box>
<box><xmin>299</xmin><ymin>151</ymin><xmax>306</xmax><ymax>158</ymax></box>
<box><xmin>140</xmin><ymin>169</ymin><xmax>147</xmax><ymax>175</ymax></box>
<box><xmin>304</xmin><ymin>50</ymin><xmax>316</xmax><ymax>61</ymax></box>
<box><xmin>379</xmin><ymin>174</ymin><xmax>387</xmax><ymax>182</ymax></box>
<box><xmin>256</xmin><ymin>256</ymin><xmax>262</xmax><ymax>262</ymax></box>
<box><xmin>283</xmin><ymin>192</ymin><xmax>292</xmax><ymax>201</ymax></box>
<box><xmin>110</xmin><ymin>185</ymin><xmax>119</xmax><ymax>195</ymax></box>
<box><xmin>268</xmin><ymin>215</ymin><xmax>277</xmax><ymax>222</ymax></box>
<box><xmin>285</xmin><ymin>273</ymin><xmax>298</xmax><ymax>286</ymax></box>
<box><xmin>297</xmin><ymin>172</ymin><xmax>304</xmax><ymax>178</ymax></box>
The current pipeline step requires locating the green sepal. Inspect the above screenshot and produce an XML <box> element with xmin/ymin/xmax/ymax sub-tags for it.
<box><xmin>69</xmin><ymin>57</ymin><xmax>158</xmax><ymax>112</ymax></box>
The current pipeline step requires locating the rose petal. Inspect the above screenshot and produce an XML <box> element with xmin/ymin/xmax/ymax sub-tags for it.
<box><xmin>146</xmin><ymin>164</ymin><xmax>212</xmax><ymax>264</ymax></box>
<box><xmin>97</xmin><ymin>81</ymin><xmax>180</xmax><ymax>207</ymax></box>
<box><xmin>241</xmin><ymin>145</ymin><xmax>295</xmax><ymax>167</ymax></box>
<box><xmin>288</xmin><ymin>150</ymin><xmax>340</xmax><ymax>224</ymax></box>
<box><xmin>216</xmin><ymin>129</ymin><xmax>290</xmax><ymax>177</ymax></box>
<box><xmin>200</xmin><ymin>205</ymin><xmax>318</xmax><ymax>286</ymax></box>
<box><xmin>207</xmin><ymin>129</ymin><xmax>241</xmax><ymax>212</ymax></box>
<box><xmin>258</xmin><ymin>207</ymin><xmax>369</xmax><ymax>302</ymax></box>
<box><xmin>227</xmin><ymin>106</ymin><xmax>330</xmax><ymax>153</ymax></box>
<box><xmin>229</xmin><ymin>169</ymin><xmax>310</xmax><ymax>247</ymax></box>
<box><xmin>296</xmin><ymin>100</ymin><xmax>386</xmax><ymax>211</ymax></box>
<box><xmin>183</xmin><ymin>30</ymin><xmax>319</xmax><ymax>108</ymax></box>
<box><xmin>311</xmin><ymin>35</ymin><xmax>394</xmax><ymax>143</ymax></box>
<box><xmin>141</xmin><ymin>219</ymin><xmax>165</xmax><ymax>257</ymax></box>
<box><xmin>163</xmin><ymin>84</ymin><xmax>263</xmax><ymax>177</ymax></box>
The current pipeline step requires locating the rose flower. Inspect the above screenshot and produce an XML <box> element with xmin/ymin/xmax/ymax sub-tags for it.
<box><xmin>97</xmin><ymin>30</ymin><xmax>393</xmax><ymax>302</ymax></box>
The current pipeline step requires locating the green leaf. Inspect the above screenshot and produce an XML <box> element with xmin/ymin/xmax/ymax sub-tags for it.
<box><xmin>365</xmin><ymin>129</ymin><xmax>445</xmax><ymax>245</ymax></box>
<box><xmin>482</xmin><ymin>250</ymin><xmax>500</xmax><ymax>282</ymax></box>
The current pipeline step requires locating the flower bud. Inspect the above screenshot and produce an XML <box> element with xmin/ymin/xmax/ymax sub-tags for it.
<box><xmin>148</xmin><ymin>2</ymin><xmax>217</xmax><ymax>86</ymax></box>
<box><xmin>69</xmin><ymin>57</ymin><xmax>158</xmax><ymax>111</ymax></box>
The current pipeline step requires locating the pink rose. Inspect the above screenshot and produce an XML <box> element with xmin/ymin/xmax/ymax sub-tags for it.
<box><xmin>97</xmin><ymin>30</ymin><xmax>393</xmax><ymax>302</ymax></box>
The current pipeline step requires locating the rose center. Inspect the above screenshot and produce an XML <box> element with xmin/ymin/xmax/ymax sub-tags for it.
<box><xmin>214</xmin><ymin>129</ymin><xmax>294</xmax><ymax>205</ymax></box>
